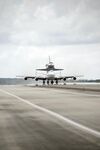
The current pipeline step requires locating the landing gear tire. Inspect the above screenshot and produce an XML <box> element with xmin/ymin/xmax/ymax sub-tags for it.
<box><xmin>47</xmin><ymin>80</ymin><xmax>49</xmax><ymax>85</ymax></box>
<box><xmin>51</xmin><ymin>80</ymin><xmax>54</xmax><ymax>85</ymax></box>
<box><xmin>43</xmin><ymin>80</ymin><xmax>45</xmax><ymax>85</ymax></box>
<box><xmin>55</xmin><ymin>80</ymin><xmax>58</xmax><ymax>85</ymax></box>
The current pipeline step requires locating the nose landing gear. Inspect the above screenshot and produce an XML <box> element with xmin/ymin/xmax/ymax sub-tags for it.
<box><xmin>47</xmin><ymin>80</ymin><xmax>49</xmax><ymax>85</ymax></box>
<box><xmin>51</xmin><ymin>80</ymin><xmax>54</xmax><ymax>85</ymax></box>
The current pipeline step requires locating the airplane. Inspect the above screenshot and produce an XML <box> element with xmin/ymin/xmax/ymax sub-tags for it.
<box><xmin>24</xmin><ymin>71</ymin><xmax>77</xmax><ymax>85</ymax></box>
<box><xmin>24</xmin><ymin>57</ymin><xmax>77</xmax><ymax>85</ymax></box>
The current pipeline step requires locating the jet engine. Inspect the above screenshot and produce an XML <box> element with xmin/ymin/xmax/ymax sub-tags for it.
<box><xmin>63</xmin><ymin>78</ymin><xmax>66</xmax><ymax>81</ymax></box>
<box><xmin>35</xmin><ymin>78</ymin><xmax>38</xmax><ymax>81</ymax></box>
<box><xmin>73</xmin><ymin>77</ymin><xmax>76</xmax><ymax>80</ymax></box>
<box><xmin>24</xmin><ymin>77</ymin><xmax>27</xmax><ymax>80</ymax></box>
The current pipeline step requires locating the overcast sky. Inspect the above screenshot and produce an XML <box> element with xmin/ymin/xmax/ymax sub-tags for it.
<box><xmin>0</xmin><ymin>0</ymin><xmax>100</xmax><ymax>79</ymax></box>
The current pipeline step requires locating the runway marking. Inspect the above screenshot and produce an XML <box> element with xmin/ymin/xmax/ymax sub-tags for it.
<box><xmin>0</xmin><ymin>89</ymin><xmax>100</xmax><ymax>138</ymax></box>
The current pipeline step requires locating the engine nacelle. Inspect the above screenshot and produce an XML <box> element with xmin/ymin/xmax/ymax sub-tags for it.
<box><xmin>24</xmin><ymin>77</ymin><xmax>27</xmax><ymax>80</ymax></box>
<box><xmin>73</xmin><ymin>77</ymin><xmax>76</xmax><ymax>80</ymax></box>
<box><xmin>35</xmin><ymin>78</ymin><xmax>38</xmax><ymax>81</ymax></box>
<box><xmin>63</xmin><ymin>78</ymin><xmax>66</xmax><ymax>81</ymax></box>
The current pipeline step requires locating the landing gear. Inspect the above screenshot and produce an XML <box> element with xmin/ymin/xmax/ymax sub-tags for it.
<box><xmin>55</xmin><ymin>80</ymin><xmax>58</xmax><ymax>85</ymax></box>
<box><xmin>51</xmin><ymin>80</ymin><xmax>54</xmax><ymax>85</ymax></box>
<box><xmin>43</xmin><ymin>80</ymin><xmax>45</xmax><ymax>85</ymax></box>
<box><xmin>35</xmin><ymin>83</ymin><xmax>38</xmax><ymax>86</ymax></box>
<box><xmin>63</xmin><ymin>78</ymin><xmax>66</xmax><ymax>85</ymax></box>
<box><xmin>47</xmin><ymin>80</ymin><xmax>49</xmax><ymax>85</ymax></box>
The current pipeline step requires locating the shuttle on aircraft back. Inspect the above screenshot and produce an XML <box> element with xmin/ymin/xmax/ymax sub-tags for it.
<box><xmin>24</xmin><ymin>57</ymin><xmax>78</xmax><ymax>85</ymax></box>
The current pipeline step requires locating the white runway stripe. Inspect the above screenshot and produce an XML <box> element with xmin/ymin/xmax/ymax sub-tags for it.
<box><xmin>0</xmin><ymin>89</ymin><xmax>100</xmax><ymax>138</ymax></box>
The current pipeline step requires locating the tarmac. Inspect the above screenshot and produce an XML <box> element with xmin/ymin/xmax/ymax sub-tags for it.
<box><xmin>0</xmin><ymin>84</ymin><xmax>100</xmax><ymax>150</ymax></box>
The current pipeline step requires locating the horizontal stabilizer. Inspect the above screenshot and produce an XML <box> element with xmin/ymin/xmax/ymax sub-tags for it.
<box><xmin>53</xmin><ymin>68</ymin><xmax>64</xmax><ymax>71</ymax></box>
<box><xmin>36</xmin><ymin>69</ymin><xmax>48</xmax><ymax>71</ymax></box>
<box><xmin>36</xmin><ymin>68</ymin><xmax>64</xmax><ymax>71</ymax></box>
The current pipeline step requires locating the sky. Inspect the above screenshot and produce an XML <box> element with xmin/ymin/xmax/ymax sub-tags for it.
<box><xmin>0</xmin><ymin>0</ymin><xmax>100</xmax><ymax>79</ymax></box>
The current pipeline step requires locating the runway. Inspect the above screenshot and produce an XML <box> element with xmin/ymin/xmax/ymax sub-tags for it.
<box><xmin>0</xmin><ymin>85</ymin><xmax>100</xmax><ymax>150</ymax></box>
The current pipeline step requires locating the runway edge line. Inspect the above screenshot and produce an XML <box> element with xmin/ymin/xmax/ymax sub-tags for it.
<box><xmin>0</xmin><ymin>88</ymin><xmax>100</xmax><ymax>138</ymax></box>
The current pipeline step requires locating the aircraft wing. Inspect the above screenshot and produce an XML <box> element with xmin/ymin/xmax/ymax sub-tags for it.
<box><xmin>35</xmin><ymin>77</ymin><xmax>47</xmax><ymax>80</ymax></box>
<box><xmin>24</xmin><ymin>76</ymin><xmax>77</xmax><ymax>81</ymax></box>
<box><xmin>24</xmin><ymin>76</ymin><xmax>47</xmax><ymax>80</ymax></box>
<box><xmin>53</xmin><ymin>69</ymin><xmax>64</xmax><ymax>71</ymax></box>
<box><xmin>36</xmin><ymin>69</ymin><xmax>48</xmax><ymax>71</ymax></box>
<box><xmin>66</xmin><ymin>76</ymin><xmax>76</xmax><ymax>80</ymax></box>
<box><xmin>24</xmin><ymin>76</ymin><xmax>35</xmax><ymax>80</ymax></box>
<box><xmin>55</xmin><ymin>76</ymin><xmax>77</xmax><ymax>80</ymax></box>
<box><xmin>61</xmin><ymin>75</ymin><xmax>83</xmax><ymax>80</ymax></box>
<box><xmin>35</xmin><ymin>76</ymin><xmax>76</xmax><ymax>80</ymax></box>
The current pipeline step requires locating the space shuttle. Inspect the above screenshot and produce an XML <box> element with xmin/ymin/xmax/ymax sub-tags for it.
<box><xmin>36</xmin><ymin>57</ymin><xmax>63</xmax><ymax>72</ymax></box>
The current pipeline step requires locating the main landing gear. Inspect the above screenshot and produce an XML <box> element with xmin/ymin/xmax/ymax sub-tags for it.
<box><xmin>43</xmin><ymin>80</ymin><xmax>45</xmax><ymax>85</ymax></box>
<box><xmin>51</xmin><ymin>80</ymin><xmax>58</xmax><ymax>85</ymax></box>
<box><xmin>55</xmin><ymin>80</ymin><xmax>58</xmax><ymax>85</ymax></box>
<box><xmin>42</xmin><ymin>80</ymin><xmax>59</xmax><ymax>85</ymax></box>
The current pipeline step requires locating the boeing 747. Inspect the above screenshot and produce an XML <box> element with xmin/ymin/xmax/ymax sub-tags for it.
<box><xmin>24</xmin><ymin>57</ymin><xmax>77</xmax><ymax>85</ymax></box>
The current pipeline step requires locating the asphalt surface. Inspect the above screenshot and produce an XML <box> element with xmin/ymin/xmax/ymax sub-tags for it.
<box><xmin>37</xmin><ymin>83</ymin><xmax>100</xmax><ymax>92</ymax></box>
<box><xmin>0</xmin><ymin>85</ymin><xmax>100</xmax><ymax>150</ymax></box>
